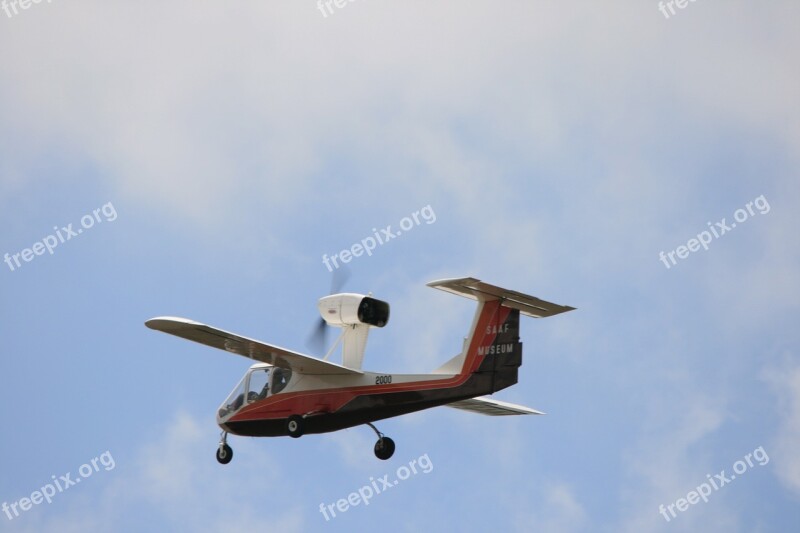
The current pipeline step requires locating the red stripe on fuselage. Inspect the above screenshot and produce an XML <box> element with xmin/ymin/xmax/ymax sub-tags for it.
<box><xmin>228</xmin><ymin>300</ymin><xmax>510</xmax><ymax>422</ymax></box>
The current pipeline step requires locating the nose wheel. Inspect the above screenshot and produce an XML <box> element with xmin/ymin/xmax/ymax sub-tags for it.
<box><xmin>216</xmin><ymin>431</ymin><xmax>233</xmax><ymax>465</ymax></box>
<box><xmin>367</xmin><ymin>422</ymin><xmax>395</xmax><ymax>460</ymax></box>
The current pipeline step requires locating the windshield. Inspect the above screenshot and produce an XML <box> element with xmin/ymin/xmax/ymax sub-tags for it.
<box><xmin>217</xmin><ymin>367</ymin><xmax>271</xmax><ymax>421</ymax></box>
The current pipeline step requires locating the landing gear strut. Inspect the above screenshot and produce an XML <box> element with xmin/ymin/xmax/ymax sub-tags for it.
<box><xmin>216</xmin><ymin>431</ymin><xmax>233</xmax><ymax>465</ymax></box>
<box><xmin>367</xmin><ymin>422</ymin><xmax>395</xmax><ymax>460</ymax></box>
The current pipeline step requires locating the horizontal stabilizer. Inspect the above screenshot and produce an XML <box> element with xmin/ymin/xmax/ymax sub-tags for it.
<box><xmin>427</xmin><ymin>277</ymin><xmax>575</xmax><ymax>318</ymax></box>
<box><xmin>445</xmin><ymin>396</ymin><xmax>545</xmax><ymax>416</ymax></box>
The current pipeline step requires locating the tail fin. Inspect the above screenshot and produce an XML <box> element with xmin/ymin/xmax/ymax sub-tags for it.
<box><xmin>429</xmin><ymin>278</ymin><xmax>574</xmax><ymax>384</ymax></box>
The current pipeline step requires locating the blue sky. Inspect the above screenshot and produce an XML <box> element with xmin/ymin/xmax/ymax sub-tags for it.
<box><xmin>1</xmin><ymin>2</ymin><xmax>798</xmax><ymax>532</ymax></box>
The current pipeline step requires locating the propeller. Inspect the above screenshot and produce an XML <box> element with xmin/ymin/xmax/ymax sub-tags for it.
<box><xmin>306</xmin><ymin>266</ymin><xmax>351</xmax><ymax>356</ymax></box>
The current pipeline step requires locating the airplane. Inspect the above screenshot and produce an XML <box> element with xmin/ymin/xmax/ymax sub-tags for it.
<box><xmin>145</xmin><ymin>277</ymin><xmax>574</xmax><ymax>464</ymax></box>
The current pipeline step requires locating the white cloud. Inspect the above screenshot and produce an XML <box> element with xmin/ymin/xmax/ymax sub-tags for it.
<box><xmin>616</xmin><ymin>394</ymin><xmax>733</xmax><ymax>532</ymax></box>
<box><xmin>763</xmin><ymin>358</ymin><xmax>800</xmax><ymax>495</ymax></box>
<box><xmin>4</xmin><ymin>411</ymin><xmax>305</xmax><ymax>533</ymax></box>
<box><xmin>513</xmin><ymin>482</ymin><xmax>587</xmax><ymax>533</ymax></box>
<box><xmin>1</xmin><ymin>1</ymin><xmax>798</xmax><ymax>237</ymax></box>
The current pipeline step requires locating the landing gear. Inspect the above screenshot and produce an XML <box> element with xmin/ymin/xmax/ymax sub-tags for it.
<box><xmin>287</xmin><ymin>415</ymin><xmax>305</xmax><ymax>438</ymax></box>
<box><xmin>367</xmin><ymin>422</ymin><xmax>395</xmax><ymax>460</ymax></box>
<box><xmin>375</xmin><ymin>437</ymin><xmax>395</xmax><ymax>460</ymax></box>
<box><xmin>216</xmin><ymin>432</ymin><xmax>233</xmax><ymax>465</ymax></box>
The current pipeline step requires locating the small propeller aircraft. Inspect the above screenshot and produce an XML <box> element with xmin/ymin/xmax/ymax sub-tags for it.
<box><xmin>145</xmin><ymin>277</ymin><xmax>574</xmax><ymax>464</ymax></box>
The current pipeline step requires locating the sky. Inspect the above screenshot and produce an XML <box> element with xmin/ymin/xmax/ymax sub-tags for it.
<box><xmin>1</xmin><ymin>1</ymin><xmax>798</xmax><ymax>532</ymax></box>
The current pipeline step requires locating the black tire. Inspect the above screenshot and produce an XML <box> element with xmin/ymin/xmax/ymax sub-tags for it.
<box><xmin>216</xmin><ymin>444</ymin><xmax>233</xmax><ymax>465</ymax></box>
<box><xmin>287</xmin><ymin>415</ymin><xmax>305</xmax><ymax>438</ymax></box>
<box><xmin>374</xmin><ymin>436</ymin><xmax>395</xmax><ymax>460</ymax></box>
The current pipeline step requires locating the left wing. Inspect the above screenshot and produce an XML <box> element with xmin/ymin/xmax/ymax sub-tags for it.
<box><xmin>445</xmin><ymin>396</ymin><xmax>544</xmax><ymax>416</ymax></box>
<box><xmin>145</xmin><ymin>316</ymin><xmax>362</xmax><ymax>375</ymax></box>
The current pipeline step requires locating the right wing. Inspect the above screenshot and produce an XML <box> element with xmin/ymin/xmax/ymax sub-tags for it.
<box><xmin>445</xmin><ymin>396</ymin><xmax>544</xmax><ymax>416</ymax></box>
<box><xmin>145</xmin><ymin>316</ymin><xmax>362</xmax><ymax>375</ymax></box>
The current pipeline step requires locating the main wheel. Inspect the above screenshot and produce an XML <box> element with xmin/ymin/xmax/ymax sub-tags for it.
<box><xmin>216</xmin><ymin>443</ymin><xmax>233</xmax><ymax>465</ymax></box>
<box><xmin>287</xmin><ymin>415</ymin><xmax>305</xmax><ymax>438</ymax></box>
<box><xmin>374</xmin><ymin>436</ymin><xmax>395</xmax><ymax>460</ymax></box>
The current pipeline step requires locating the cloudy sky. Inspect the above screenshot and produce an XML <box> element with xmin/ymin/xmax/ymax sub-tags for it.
<box><xmin>1</xmin><ymin>1</ymin><xmax>798</xmax><ymax>532</ymax></box>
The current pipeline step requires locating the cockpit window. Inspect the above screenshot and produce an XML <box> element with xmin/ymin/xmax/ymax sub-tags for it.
<box><xmin>247</xmin><ymin>368</ymin><xmax>270</xmax><ymax>403</ymax></box>
<box><xmin>271</xmin><ymin>367</ymin><xmax>292</xmax><ymax>394</ymax></box>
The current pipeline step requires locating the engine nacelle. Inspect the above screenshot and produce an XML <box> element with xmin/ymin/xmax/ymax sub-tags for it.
<box><xmin>318</xmin><ymin>293</ymin><xmax>390</xmax><ymax>328</ymax></box>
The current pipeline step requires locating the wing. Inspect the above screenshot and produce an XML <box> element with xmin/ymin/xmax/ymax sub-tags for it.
<box><xmin>445</xmin><ymin>396</ymin><xmax>545</xmax><ymax>416</ymax></box>
<box><xmin>145</xmin><ymin>316</ymin><xmax>362</xmax><ymax>375</ymax></box>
